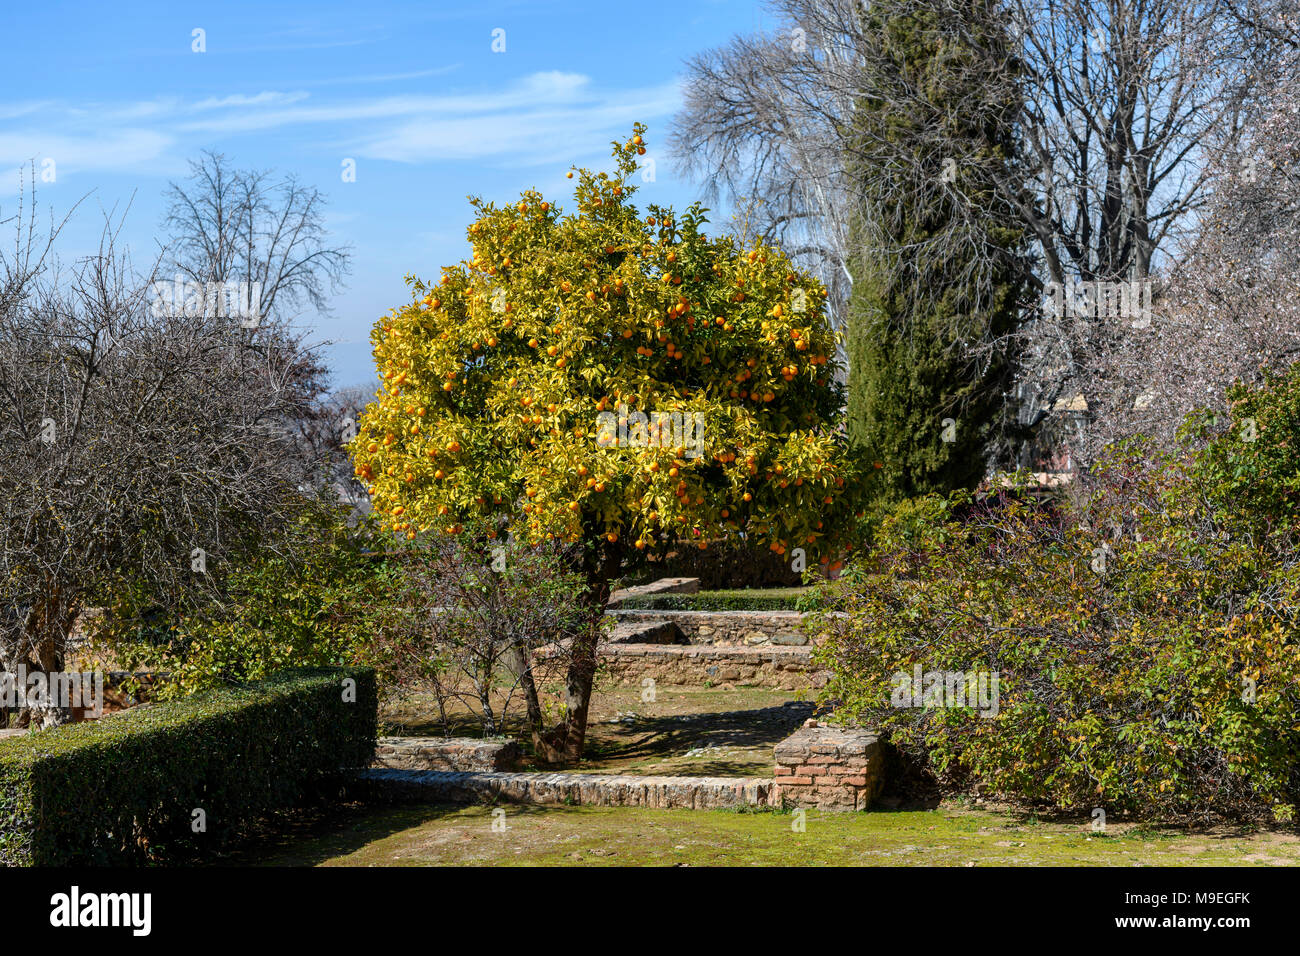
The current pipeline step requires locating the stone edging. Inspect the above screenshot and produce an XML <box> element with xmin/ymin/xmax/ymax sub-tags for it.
<box><xmin>359</xmin><ymin>724</ymin><xmax>885</xmax><ymax>813</ymax></box>
<box><xmin>607</xmin><ymin>577</ymin><xmax>700</xmax><ymax>608</ymax></box>
<box><xmin>361</xmin><ymin>768</ymin><xmax>775</xmax><ymax>809</ymax></box>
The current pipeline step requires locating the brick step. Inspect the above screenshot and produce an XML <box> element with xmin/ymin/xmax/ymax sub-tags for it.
<box><xmin>774</xmin><ymin>726</ymin><xmax>885</xmax><ymax>810</ymax></box>
<box><xmin>361</xmin><ymin>769</ymin><xmax>775</xmax><ymax>809</ymax></box>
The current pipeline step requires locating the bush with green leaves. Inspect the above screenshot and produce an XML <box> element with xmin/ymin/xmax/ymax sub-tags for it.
<box><xmin>0</xmin><ymin>667</ymin><xmax>376</xmax><ymax>865</ymax></box>
<box><xmin>812</xmin><ymin>368</ymin><xmax>1300</xmax><ymax>821</ymax></box>
<box><xmin>90</xmin><ymin>501</ymin><xmax>406</xmax><ymax>697</ymax></box>
<box><xmin>1184</xmin><ymin>366</ymin><xmax>1300</xmax><ymax>536</ymax></box>
<box><xmin>94</xmin><ymin>503</ymin><xmax>600</xmax><ymax>755</ymax></box>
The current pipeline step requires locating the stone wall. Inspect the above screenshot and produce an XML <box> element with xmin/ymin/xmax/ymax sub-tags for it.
<box><xmin>372</xmin><ymin>737</ymin><xmax>519</xmax><ymax>772</ymax></box>
<box><xmin>773</xmin><ymin>725</ymin><xmax>885</xmax><ymax>810</ymax></box>
<box><xmin>601</xmin><ymin>643</ymin><xmax>822</xmax><ymax>691</ymax></box>
<box><xmin>608</xmin><ymin>610</ymin><xmax>809</xmax><ymax>646</ymax></box>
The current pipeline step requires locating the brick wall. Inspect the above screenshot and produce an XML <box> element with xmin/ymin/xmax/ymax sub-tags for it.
<box><xmin>774</xmin><ymin>725</ymin><xmax>885</xmax><ymax>810</ymax></box>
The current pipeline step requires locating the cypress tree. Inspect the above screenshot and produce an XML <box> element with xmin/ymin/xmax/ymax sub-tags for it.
<box><xmin>846</xmin><ymin>0</ymin><xmax>1029</xmax><ymax>507</ymax></box>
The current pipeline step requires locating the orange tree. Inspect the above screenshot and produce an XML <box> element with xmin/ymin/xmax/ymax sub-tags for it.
<box><xmin>349</xmin><ymin>125</ymin><xmax>857</xmax><ymax>762</ymax></box>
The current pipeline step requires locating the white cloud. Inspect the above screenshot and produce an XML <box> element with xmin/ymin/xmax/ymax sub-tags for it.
<box><xmin>190</xmin><ymin>91</ymin><xmax>311</xmax><ymax>111</ymax></box>
<box><xmin>305</xmin><ymin>66</ymin><xmax>462</xmax><ymax>88</ymax></box>
<box><xmin>0</xmin><ymin>102</ymin><xmax>55</xmax><ymax>121</ymax></box>
<box><xmin>0</xmin><ymin>71</ymin><xmax>681</xmax><ymax>178</ymax></box>
<box><xmin>355</xmin><ymin>90</ymin><xmax>680</xmax><ymax>165</ymax></box>
<box><xmin>0</xmin><ymin>128</ymin><xmax>173</xmax><ymax>175</ymax></box>
<box><xmin>171</xmin><ymin>73</ymin><xmax>605</xmax><ymax>136</ymax></box>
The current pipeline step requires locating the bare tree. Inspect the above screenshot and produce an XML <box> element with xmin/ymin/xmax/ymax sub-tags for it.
<box><xmin>1011</xmin><ymin>0</ymin><xmax>1262</xmax><ymax>285</ymax></box>
<box><xmin>161</xmin><ymin>150</ymin><xmax>351</xmax><ymax>326</ymax></box>
<box><xmin>0</xmin><ymin>181</ymin><xmax>328</xmax><ymax>727</ymax></box>
<box><xmin>671</xmin><ymin>0</ymin><xmax>864</xmax><ymax>339</ymax></box>
<box><xmin>288</xmin><ymin>383</ymin><xmax>374</xmax><ymax>509</ymax></box>
<box><xmin>1009</xmin><ymin>0</ymin><xmax>1286</xmax><ymax>454</ymax></box>
<box><xmin>373</xmin><ymin>530</ymin><xmax>603</xmax><ymax>747</ymax></box>
<box><xmin>671</xmin><ymin>0</ymin><xmax>1281</xmax><ymax>460</ymax></box>
<box><xmin>162</xmin><ymin>151</ymin><xmax>360</xmax><ymax>494</ymax></box>
<box><xmin>1073</xmin><ymin>3</ymin><xmax>1300</xmax><ymax>453</ymax></box>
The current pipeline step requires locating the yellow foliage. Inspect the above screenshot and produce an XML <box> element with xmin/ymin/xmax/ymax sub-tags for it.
<box><xmin>349</xmin><ymin>124</ymin><xmax>854</xmax><ymax>562</ymax></box>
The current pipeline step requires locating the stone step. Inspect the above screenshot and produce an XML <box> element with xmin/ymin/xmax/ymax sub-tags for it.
<box><xmin>361</xmin><ymin>768</ymin><xmax>775</xmax><ymax>809</ymax></box>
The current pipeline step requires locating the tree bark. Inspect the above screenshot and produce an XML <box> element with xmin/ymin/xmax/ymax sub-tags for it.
<box><xmin>15</xmin><ymin>591</ymin><xmax>76</xmax><ymax>729</ymax></box>
<box><xmin>533</xmin><ymin>542</ymin><xmax>621</xmax><ymax>765</ymax></box>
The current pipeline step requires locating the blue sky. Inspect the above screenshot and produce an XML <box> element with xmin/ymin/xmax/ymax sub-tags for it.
<box><xmin>0</xmin><ymin>0</ymin><xmax>773</xmax><ymax>388</ymax></box>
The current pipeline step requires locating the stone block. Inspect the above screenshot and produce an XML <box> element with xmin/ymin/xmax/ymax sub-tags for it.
<box><xmin>372</xmin><ymin>737</ymin><xmax>519</xmax><ymax>772</ymax></box>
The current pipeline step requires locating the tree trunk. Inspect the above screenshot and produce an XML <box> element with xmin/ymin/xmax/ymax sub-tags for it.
<box><xmin>505</xmin><ymin>641</ymin><xmax>549</xmax><ymax>752</ymax></box>
<box><xmin>532</xmin><ymin>543</ymin><xmax>620</xmax><ymax>765</ymax></box>
<box><xmin>14</xmin><ymin>592</ymin><xmax>77</xmax><ymax>729</ymax></box>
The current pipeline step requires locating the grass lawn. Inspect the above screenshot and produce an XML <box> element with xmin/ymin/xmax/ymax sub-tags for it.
<box><xmin>329</xmin><ymin>670</ymin><xmax>1300</xmax><ymax>868</ymax></box>
<box><xmin>227</xmin><ymin>801</ymin><xmax>1300</xmax><ymax>867</ymax></box>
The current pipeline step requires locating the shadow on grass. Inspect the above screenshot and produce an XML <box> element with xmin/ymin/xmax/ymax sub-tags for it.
<box><xmin>383</xmin><ymin>696</ymin><xmax>815</xmax><ymax>776</ymax></box>
<box><xmin>914</xmin><ymin>796</ymin><xmax>1289</xmax><ymax>841</ymax></box>
<box><xmin>549</xmin><ymin>701</ymin><xmax>816</xmax><ymax>776</ymax></box>
<box><xmin>209</xmin><ymin>801</ymin><xmax>466</xmax><ymax>867</ymax></box>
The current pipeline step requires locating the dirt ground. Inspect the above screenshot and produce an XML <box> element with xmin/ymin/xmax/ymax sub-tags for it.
<box><xmin>381</xmin><ymin>680</ymin><xmax>819</xmax><ymax>776</ymax></box>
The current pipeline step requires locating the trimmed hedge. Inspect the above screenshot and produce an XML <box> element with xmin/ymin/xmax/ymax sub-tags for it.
<box><xmin>616</xmin><ymin>588</ymin><xmax>812</xmax><ymax>612</ymax></box>
<box><xmin>0</xmin><ymin>666</ymin><xmax>376</xmax><ymax>865</ymax></box>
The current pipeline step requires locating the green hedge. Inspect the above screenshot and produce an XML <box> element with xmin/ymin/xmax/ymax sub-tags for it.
<box><xmin>0</xmin><ymin>666</ymin><xmax>376</xmax><ymax>865</ymax></box>
<box><xmin>616</xmin><ymin>588</ymin><xmax>812</xmax><ymax>611</ymax></box>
